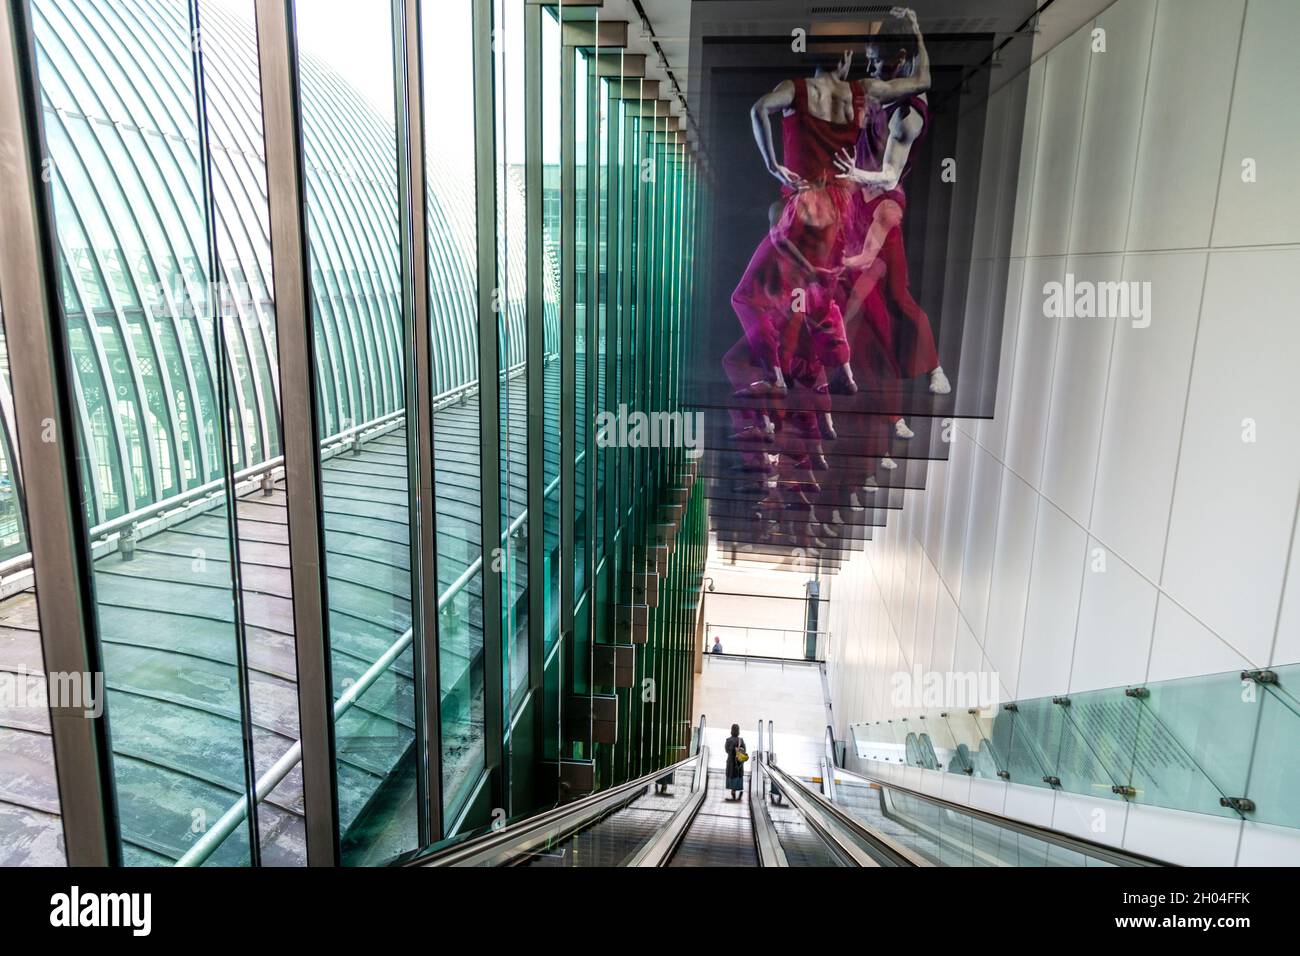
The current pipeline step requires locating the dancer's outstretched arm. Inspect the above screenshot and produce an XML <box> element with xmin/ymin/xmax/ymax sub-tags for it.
<box><xmin>861</xmin><ymin>8</ymin><xmax>930</xmax><ymax>104</ymax></box>
<box><xmin>752</xmin><ymin>80</ymin><xmax>804</xmax><ymax>189</ymax></box>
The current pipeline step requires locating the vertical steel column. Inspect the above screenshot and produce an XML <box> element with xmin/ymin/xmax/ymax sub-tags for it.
<box><xmin>394</xmin><ymin>0</ymin><xmax>441</xmax><ymax>844</ymax></box>
<box><xmin>583</xmin><ymin>39</ymin><xmax>599</xmax><ymax>651</ymax></box>
<box><xmin>471</xmin><ymin>0</ymin><xmax>505</xmax><ymax>799</ymax></box>
<box><xmin>523</xmin><ymin>0</ymin><xmax>553</xmax><ymax>810</ymax></box>
<box><xmin>0</xmin><ymin>0</ymin><xmax>118</xmax><ymax>867</ymax></box>
<box><xmin>558</xmin><ymin>17</ymin><xmax>576</xmax><ymax>726</ymax></box>
<box><xmin>189</xmin><ymin>0</ymin><xmax>261</xmax><ymax>865</ymax></box>
<box><xmin>253</xmin><ymin>0</ymin><xmax>339</xmax><ymax>866</ymax></box>
<box><xmin>524</xmin><ymin>0</ymin><xmax>545</xmax><ymax>702</ymax></box>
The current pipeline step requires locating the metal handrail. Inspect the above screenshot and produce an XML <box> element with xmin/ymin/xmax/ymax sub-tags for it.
<box><xmin>822</xmin><ymin>726</ymin><xmax>838</xmax><ymax>803</ymax></box>
<box><xmin>177</xmin><ymin>413</ymin><xmax>574</xmax><ymax>866</ymax></box>
<box><xmin>829</xmin><ymin>762</ymin><xmax>1168</xmax><ymax>867</ymax></box>
<box><xmin>0</xmin><ymin>367</ymin><xmax>525</xmax><ymax>578</ymax></box>
<box><xmin>406</xmin><ymin>748</ymin><xmax>709</xmax><ymax>867</ymax></box>
<box><xmin>628</xmin><ymin>745</ymin><xmax>710</xmax><ymax>867</ymax></box>
<box><xmin>762</xmin><ymin>756</ymin><xmax>926</xmax><ymax>867</ymax></box>
<box><xmin>748</xmin><ymin>754</ymin><xmax>788</xmax><ymax>867</ymax></box>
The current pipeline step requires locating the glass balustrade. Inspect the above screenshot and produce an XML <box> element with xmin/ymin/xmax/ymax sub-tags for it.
<box><xmin>848</xmin><ymin>662</ymin><xmax>1300</xmax><ymax>829</ymax></box>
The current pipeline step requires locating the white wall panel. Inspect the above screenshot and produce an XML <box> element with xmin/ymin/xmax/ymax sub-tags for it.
<box><xmin>1124</xmin><ymin>804</ymin><xmax>1242</xmax><ymax>866</ymax></box>
<box><xmin>1238</xmin><ymin>821</ymin><xmax>1300</xmax><ymax>865</ymax></box>
<box><xmin>1089</xmin><ymin>252</ymin><xmax>1205</xmax><ymax>579</ymax></box>
<box><xmin>938</xmin><ymin>428</ymin><xmax>976</xmax><ymax>597</ymax></box>
<box><xmin>1009</xmin><ymin>58</ymin><xmax>1046</xmax><ymax>259</ymax></box>
<box><xmin>1026</xmin><ymin>28</ymin><xmax>1092</xmax><ymax>258</ymax></box>
<box><xmin>1040</xmin><ymin>255</ymin><xmax>1122</xmax><ymax>524</ymax></box>
<box><xmin>1019</xmin><ymin>499</ymin><xmax>1088</xmax><ymax>698</ymax></box>
<box><xmin>818</xmin><ymin>0</ymin><xmax>1298</xmax><ymax>865</ymax></box>
<box><xmin>1147</xmin><ymin>594</ymin><xmax>1252</xmax><ymax>682</ymax></box>
<box><xmin>1068</xmin><ymin>0</ymin><xmax>1157</xmax><ymax>255</ymax></box>
<box><xmin>1052</xmin><ymin>791</ymin><xmax>1128</xmax><ymax>848</ymax></box>
<box><xmin>1126</xmin><ymin>0</ymin><xmax>1245</xmax><ymax>251</ymax></box>
<box><xmin>1004</xmin><ymin>256</ymin><xmax>1065</xmax><ymax>487</ymax></box>
<box><xmin>1071</xmin><ymin>543</ymin><xmax>1158</xmax><ymax>691</ymax></box>
<box><xmin>959</xmin><ymin>443</ymin><xmax>1004</xmax><ymax>643</ymax></box>
<box><xmin>983</xmin><ymin>471</ymin><xmax>1039</xmax><ymax>696</ymax></box>
<box><xmin>1272</xmin><ymin>517</ymin><xmax>1300</xmax><ymax>667</ymax></box>
<box><xmin>1162</xmin><ymin>249</ymin><xmax>1300</xmax><ymax>664</ymax></box>
<box><xmin>1211</xmin><ymin>0</ymin><xmax>1300</xmax><ymax>248</ymax></box>
<box><xmin>976</xmin><ymin>258</ymin><xmax>1026</xmax><ymax>459</ymax></box>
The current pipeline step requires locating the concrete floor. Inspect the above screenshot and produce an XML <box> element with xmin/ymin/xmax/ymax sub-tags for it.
<box><xmin>692</xmin><ymin>655</ymin><xmax>830</xmax><ymax>778</ymax></box>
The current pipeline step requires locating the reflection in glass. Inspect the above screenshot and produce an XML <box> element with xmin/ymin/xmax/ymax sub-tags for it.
<box><xmin>0</xmin><ymin>287</ymin><xmax>67</xmax><ymax>866</ymax></box>
<box><xmin>297</xmin><ymin>0</ymin><xmax>416</xmax><ymax>864</ymax></box>
<box><xmin>495</xmin><ymin>0</ymin><xmax>529</xmax><ymax>711</ymax></box>
<box><xmin>540</xmin><ymin>7</ymin><xmax>562</xmax><ymax>656</ymax></box>
<box><xmin>30</xmin><ymin>0</ymin><xmax>252</xmax><ymax>865</ymax></box>
<box><xmin>421</xmin><ymin>0</ymin><xmax>486</xmax><ymax>821</ymax></box>
<box><xmin>573</xmin><ymin>44</ymin><xmax>589</xmax><ymax>600</ymax></box>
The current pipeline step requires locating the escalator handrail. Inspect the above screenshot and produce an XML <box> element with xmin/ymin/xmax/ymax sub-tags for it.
<box><xmin>628</xmin><ymin>745</ymin><xmax>711</xmax><ymax>867</ymax></box>
<box><xmin>748</xmin><ymin>755</ymin><xmax>789</xmax><ymax>867</ymax></box>
<box><xmin>763</xmin><ymin>756</ymin><xmax>928</xmax><ymax>867</ymax></box>
<box><xmin>406</xmin><ymin>748</ymin><xmax>707</xmax><ymax>866</ymax></box>
<box><xmin>822</xmin><ymin>726</ymin><xmax>838</xmax><ymax>802</ymax></box>
<box><xmin>830</xmin><ymin>762</ymin><xmax>1169</xmax><ymax>867</ymax></box>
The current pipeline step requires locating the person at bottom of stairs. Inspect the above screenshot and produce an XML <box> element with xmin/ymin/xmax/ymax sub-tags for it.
<box><xmin>725</xmin><ymin>724</ymin><xmax>749</xmax><ymax>800</ymax></box>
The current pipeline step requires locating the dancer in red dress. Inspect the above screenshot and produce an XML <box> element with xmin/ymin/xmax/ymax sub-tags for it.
<box><xmin>835</xmin><ymin>20</ymin><xmax>950</xmax><ymax>400</ymax></box>
<box><xmin>730</xmin><ymin>68</ymin><xmax>864</xmax><ymax>399</ymax></box>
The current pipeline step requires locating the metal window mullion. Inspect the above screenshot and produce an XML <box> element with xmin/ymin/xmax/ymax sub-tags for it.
<box><xmin>188</xmin><ymin>0</ymin><xmax>263</xmax><ymax>865</ymax></box>
<box><xmin>601</xmin><ymin>78</ymin><xmax>619</xmax><ymax>585</ymax></box>
<box><xmin>524</xmin><ymin>0</ymin><xmax>545</xmax><ymax>697</ymax></box>
<box><xmin>0</xmin><ymin>0</ymin><xmax>119</xmax><ymax>867</ymax></box>
<box><xmin>559</xmin><ymin>27</ymin><xmax>576</xmax><ymax>683</ymax></box>
<box><xmin>393</xmin><ymin>0</ymin><xmax>441</xmax><ymax>845</ymax></box>
<box><xmin>471</xmin><ymin>0</ymin><xmax>505</xmax><ymax>802</ymax></box>
<box><xmin>583</xmin><ymin>50</ymin><xmax>598</xmax><ymax>641</ymax></box>
<box><xmin>252</xmin><ymin>0</ymin><xmax>339</xmax><ymax>867</ymax></box>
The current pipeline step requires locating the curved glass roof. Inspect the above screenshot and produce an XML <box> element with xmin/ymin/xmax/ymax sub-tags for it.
<box><xmin>0</xmin><ymin>0</ymin><xmax>554</xmax><ymax>559</ymax></box>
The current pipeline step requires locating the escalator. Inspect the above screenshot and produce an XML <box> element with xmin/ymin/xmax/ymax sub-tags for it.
<box><xmin>400</xmin><ymin>717</ymin><xmax>1170</xmax><ymax>867</ymax></box>
<box><xmin>404</xmin><ymin>718</ymin><xmax>914</xmax><ymax>867</ymax></box>
<box><xmin>815</xmin><ymin>726</ymin><xmax>1170</xmax><ymax>867</ymax></box>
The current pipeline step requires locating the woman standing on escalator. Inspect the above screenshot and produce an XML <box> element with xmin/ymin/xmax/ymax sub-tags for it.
<box><xmin>725</xmin><ymin>724</ymin><xmax>748</xmax><ymax>800</ymax></box>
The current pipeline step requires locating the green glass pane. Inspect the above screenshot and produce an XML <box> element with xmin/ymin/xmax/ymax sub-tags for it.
<box><xmin>540</xmin><ymin>5</ymin><xmax>562</xmax><ymax>658</ymax></box>
<box><xmin>573</xmin><ymin>45</ymin><xmax>589</xmax><ymax>602</ymax></box>
<box><xmin>30</xmin><ymin>0</ymin><xmax>252</xmax><ymax>866</ymax></box>
<box><xmin>1127</xmin><ymin>671</ymin><xmax>1254</xmax><ymax>818</ymax></box>
<box><xmin>421</xmin><ymin>0</ymin><xmax>486</xmax><ymax>821</ymax></box>
<box><xmin>298</xmin><ymin>0</ymin><xmax>417</xmax><ymax>864</ymax></box>
<box><xmin>1003</xmin><ymin>697</ymin><xmax>1062</xmax><ymax>791</ymax></box>
<box><xmin>1243</xmin><ymin>664</ymin><xmax>1300</xmax><ymax>828</ymax></box>
<box><xmin>1057</xmin><ymin>687</ymin><xmax>1139</xmax><ymax>803</ymax></box>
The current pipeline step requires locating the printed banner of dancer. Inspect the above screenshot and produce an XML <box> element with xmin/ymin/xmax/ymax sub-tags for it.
<box><xmin>717</xmin><ymin>7</ymin><xmax>946</xmax><ymax>551</ymax></box>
